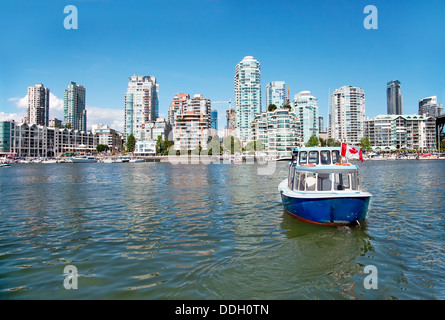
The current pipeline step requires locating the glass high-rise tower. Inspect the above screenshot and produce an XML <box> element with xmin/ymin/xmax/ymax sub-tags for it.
<box><xmin>210</xmin><ymin>109</ymin><xmax>218</xmax><ymax>131</ymax></box>
<box><xmin>64</xmin><ymin>81</ymin><xmax>86</xmax><ymax>131</ymax></box>
<box><xmin>387</xmin><ymin>80</ymin><xmax>403</xmax><ymax>115</ymax></box>
<box><xmin>234</xmin><ymin>56</ymin><xmax>261</xmax><ymax>142</ymax></box>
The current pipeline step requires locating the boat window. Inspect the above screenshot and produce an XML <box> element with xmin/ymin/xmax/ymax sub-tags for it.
<box><xmin>291</xmin><ymin>151</ymin><xmax>298</xmax><ymax>163</ymax></box>
<box><xmin>334</xmin><ymin>173</ymin><xmax>350</xmax><ymax>191</ymax></box>
<box><xmin>293</xmin><ymin>172</ymin><xmax>297</xmax><ymax>190</ymax></box>
<box><xmin>299</xmin><ymin>151</ymin><xmax>307</xmax><ymax>164</ymax></box>
<box><xmin>305</xmin><ymin>173</ymin><xmax>317</xmax><ymax>191</ymax></box>
<box><xmin>288</xmin><ymin>166</ymin><xmax>295</xmax><ymax>190</ymax></box>
<box><xmin>350</xmin><ymin>172</ymin><xmax>358</xmax><ymax>190</ymax></box>
<box><xmin>296</xmin><ymin>171</ymin><xmax>306</xmax><ymax>191</ymax></box>
<box><xmin>308</xmin><ymin>151</ymin><xmax>319</xmax><ymax>164</ymax></box>
<box><xmin>317</xmin><ymin>173</ymin><xmax>332</xmax><ymax>191</ymax></box>
<box><xmin>356</xmin><ymin>172</ymin><xmax>360</xmax><ymax>190</ymax></box>
<box><xmin>332</xmin><ymin>150</ymin><xmax>340</xmax><ymax>164</ymax></box>
<box><xmin>342</xmin><ymin>174</ymin><xmax>350</xmax><ymax>189</ymax></box>
<box><xmin>320</xmin><ymin>151</ymin><xmax>331</xmax><ymax>165</ymax></box>
<box><xmin>294</xmin><ymin>172</ymin><xmax>300</xmax><ymax>191</ymax></box>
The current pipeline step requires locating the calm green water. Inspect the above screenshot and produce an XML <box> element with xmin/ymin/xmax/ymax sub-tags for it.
<box><xmin>0</xmin><ymin>160</ymin><xmax>444</xmax><ymax>299</ymax></box>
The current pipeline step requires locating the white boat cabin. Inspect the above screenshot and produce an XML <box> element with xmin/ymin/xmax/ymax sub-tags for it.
<box><xmin>287</xmin><ymin>148</ymin><xmax>360</xmax><ymax>193</ymax></box>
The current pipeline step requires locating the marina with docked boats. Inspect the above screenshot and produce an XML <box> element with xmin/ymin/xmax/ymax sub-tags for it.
<box><xmin>2</xmin><ymin>150</ymin><xmax>445</xmax><ymax>166</ymax></box>
<box><xmin>0</xmin><ymin>153</ymin><xmax>445</xmax><ymax>166</ymax></box>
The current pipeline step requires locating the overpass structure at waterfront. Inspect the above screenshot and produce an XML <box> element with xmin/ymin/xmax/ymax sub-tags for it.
<box><xmin>437</xmin><ymin>114</ymin><xmax>445</xmax><ymax>133</ymax></box>
<box><xmin>437</xmin><ymin>114</ymin><xmax>445</xmax><ymax>149</ymax></box>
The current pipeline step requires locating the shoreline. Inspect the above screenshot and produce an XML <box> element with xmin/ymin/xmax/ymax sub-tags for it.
<box><xmin>3</xmin><ymin>154</ymin><xmax>445</xmax><ymax>165</ymax></box>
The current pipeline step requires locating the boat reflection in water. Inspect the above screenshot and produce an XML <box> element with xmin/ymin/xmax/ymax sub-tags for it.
<box><xmin>278</xmin><ymin>147</ymin><xmax>372</xmax><ymax>226</ymax></box>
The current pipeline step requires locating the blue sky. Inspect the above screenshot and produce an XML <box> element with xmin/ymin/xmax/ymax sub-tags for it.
<box><xmin>1</xmin><ymin>0</ymin><xmax>444</xmax><ymax>132</ymax></box>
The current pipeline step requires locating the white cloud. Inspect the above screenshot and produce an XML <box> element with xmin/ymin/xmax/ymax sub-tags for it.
<box><xmin>86</xmin><ymin>106</ymin><xmax>124</xmax><ymax>132</ymax></box>
<box><xmin>8</xmin><ymin>96</ymin><xmax>28</xmax><ymax>109</ymax></box>
<box><xmin>49</xmin><ymin>93</ymin><xmax>64</xmax><ymax>112</ymax></box>
<box><xmin>49</xmin><ymin>93</ymin><xmax>64</xmax><ymax>120</ymax></box>
<box><xmin>0</xmin><ymin>111</ymin><xmax>26</xmax><ymax>122</ymax></box>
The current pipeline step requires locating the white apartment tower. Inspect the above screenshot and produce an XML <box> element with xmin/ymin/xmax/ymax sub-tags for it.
<box><xmin>329</xmin><ymin>85</ymin><xmax>366</xmax><ymax>144</ymax></box>
<box><xmin>418</xmin><ymin>96</ymin><xmax>443</xmax><ymax>118</ymax></box>
<box><xmin>173</xmin><ymin>94</ymin><xmax>211</xmax><ymax>151</ymax></box>
<box><xmin>28</xmin><ymin>84</ymin><xmax>50</xmax><ymax>126</ymax></box>
<box><xmin>292</xmin><ymin>91</ymin><xmax>319</xmax><ymax>144</ymax></box>
<box><xmin>124</xmin><ymin>75</ymin><xmax>159</xmax><ymax>140</ymax></box>
<box><xmin>266</xmin><ymin>81</ymin><xmax>287</xmax><ymax>108</ymax></box>
<box><xmin>234</xmin><ymin>56</ymin><xmax>261</xmax><ymax>142</ymax></box>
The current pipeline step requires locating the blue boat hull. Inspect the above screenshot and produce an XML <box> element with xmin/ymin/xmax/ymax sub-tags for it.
<box><xmin>280</xmin><ymin>192</ymin><xmax>371</xmax><ymax>226</ymax></box>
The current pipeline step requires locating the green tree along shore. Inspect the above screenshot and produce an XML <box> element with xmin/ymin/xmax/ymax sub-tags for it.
<box><xmin>360</xmin><ymin>137</ymin><xmax>371</xmax><ymax>152</ymax></box>
<box><xmin>126</xmin><ymin>134</ymin><xmax>136</xmax><ymax>153</ymax></box>
<box><xmin>96</xmin><ymin>144</ymin><xmax>109</xmax><ymax>153</ymax></box>
<box><xmin>156</xmin><ymin>135</ymin><xmax>174</xmax><ymax>156</ymax></box>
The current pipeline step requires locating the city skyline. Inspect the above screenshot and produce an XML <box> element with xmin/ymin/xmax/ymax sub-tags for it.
<box><xmin>1</xmin><ymin>0</ymin><xmax>444</xmax><ymax>133</ymax></box>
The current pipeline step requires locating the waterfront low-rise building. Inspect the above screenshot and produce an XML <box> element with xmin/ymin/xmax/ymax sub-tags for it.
<box><xmin>134</xmin><ymin>140</ymin><xmax>157</xmax><ymax>156</ymax></box>
<box><xmin>133</xmin><ymin>117</ymin><xmax>172</xmax><ymax>143</ymax></box>
<box><xmin>1</xmin><ymin>120</ymin><xmax>98</xmax><ymax>158</ymax></box>
<box><xmin>364</xmin><ymin>114</ymin><xmax>436</xmax><ymax>150</ymax></box>
<box><xmin>250</xmin><ymin>108</ymin><xmax>301</xmax><ymax>157</ymax></box>
<box><xmin>91</xmin><ymin>124</ymin><xmax>122</xmax><ymax>152</ymax></box>
<box><xmin>48</xmin><ymin>118</ymin><xmax>62</xmax><ymax>128</ymax></box>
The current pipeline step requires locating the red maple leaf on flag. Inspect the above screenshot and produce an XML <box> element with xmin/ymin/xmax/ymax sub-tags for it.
<box><xmin>349</xmin><ymin>147</ymin><xmax>358</xmax><ymax>154</ymax></box>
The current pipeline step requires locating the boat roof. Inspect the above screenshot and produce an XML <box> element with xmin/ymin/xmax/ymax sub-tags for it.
<box><xmin>295</xmin><ymin>165</ymin><xmax>359</xmax><ymax>173</ymax></box>
<box><xmin>290</xmin><ymin>162</ymin><xmax>360</xmax><ymax>172</ymax></box>
<box><xmin>292</xmin><ymin>147</ymin><xmax>341</xmax><ymax>152</ymax></box>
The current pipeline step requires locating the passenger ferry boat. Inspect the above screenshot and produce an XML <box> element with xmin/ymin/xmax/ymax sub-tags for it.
<box><xmin>278</xmin><ymin>147</ymin><xmax>372</xmax><ymax>226</ymax></box>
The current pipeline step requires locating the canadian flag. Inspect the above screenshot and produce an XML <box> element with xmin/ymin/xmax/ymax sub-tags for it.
<box><xmin>341</xmin><ymin>143</ymin><xmax>363</xmax><ymax>162</ymax></box>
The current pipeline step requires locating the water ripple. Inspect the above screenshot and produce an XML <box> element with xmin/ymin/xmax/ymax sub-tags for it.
<box><xmin>0</xmin><ymin>161</ymin><xmax>444</xmax><ymax>299</ymax></box>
